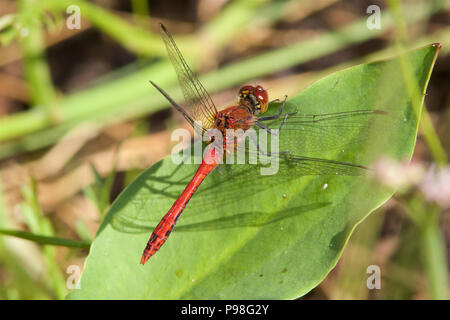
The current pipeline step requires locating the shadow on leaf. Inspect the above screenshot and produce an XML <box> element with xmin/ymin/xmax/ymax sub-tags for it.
<box><xmin>111</xmin><ymin>202</ymin><xmax>331</xmax><ymax>233</ymax></box>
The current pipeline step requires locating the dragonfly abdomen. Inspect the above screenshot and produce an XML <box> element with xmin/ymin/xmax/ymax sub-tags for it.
<box><xmin>140</xmin><ymin>147</ymin><xmax>220</xmax><ymax>265</ymax></box>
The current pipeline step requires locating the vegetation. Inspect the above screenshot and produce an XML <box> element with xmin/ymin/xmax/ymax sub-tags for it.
<box><xmin>0</xmin><ymin>0</ymin><xmax>448</xmax><ymax>299</ymax></box>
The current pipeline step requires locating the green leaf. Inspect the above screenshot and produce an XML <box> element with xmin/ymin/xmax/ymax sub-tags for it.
<box><xmin>68</xmin><ymin>44</ymin><xmax>439</xmax><ymax>299</ymax></box>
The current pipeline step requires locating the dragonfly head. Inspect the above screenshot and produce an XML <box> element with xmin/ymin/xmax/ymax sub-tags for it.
<box><xmin>238</xmin><ymin>85</ymin><xmax>269</xmax><ymax>115</ymax></box>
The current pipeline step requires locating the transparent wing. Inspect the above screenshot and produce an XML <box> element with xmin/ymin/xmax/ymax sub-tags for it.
<box><xmin>110</xmin><ymin>154</ymin><xmax>367</xmax><ymax>234</ymax></box>
<box><xmin>159</xmin><ymin>24</ymin><xmax>217</xmax><ymax>130</ymax></box>
<box><xmin>276</xmin><ymin>154</ymin><xmax>367</xmax><ymax>176</ymax></box>
<box><xmin>250</xmin><ymin>108</ymin><xmax>387</xmax><ymax>156</ymax></box>
<box><xmin>223</xmin><ymin>108</ymin><xmax>388</xmax><ymax>178</ymax></box>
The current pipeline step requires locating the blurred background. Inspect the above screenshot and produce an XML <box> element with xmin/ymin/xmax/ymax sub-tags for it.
<box><xmin>0</xmin><ymin>0</ymin><xmax>448</xmax><ymax>299</ymax></box>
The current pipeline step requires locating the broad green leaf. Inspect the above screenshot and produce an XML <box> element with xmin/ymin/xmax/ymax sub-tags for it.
<box><xmin>68</xmin><ymin>44</ymin><xmax>439</xmax><ymax>299</ymax></box>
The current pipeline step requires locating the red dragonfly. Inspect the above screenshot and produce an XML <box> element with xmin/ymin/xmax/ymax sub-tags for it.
<box><xmin>140</xmin><ymin>24</ymin><xmax>384</xmax><ymax>265</ymax></box>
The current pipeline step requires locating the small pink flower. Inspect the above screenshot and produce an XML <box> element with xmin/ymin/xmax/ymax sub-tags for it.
<box><xmin>419</xmin><ymin>165</ymin><xmax>450</xmax><ymax>209</ymax></box>
<box><xmin>374</xmin><ymin>157</ymin><xmax>425</xmax><ymax>190</ymax></box>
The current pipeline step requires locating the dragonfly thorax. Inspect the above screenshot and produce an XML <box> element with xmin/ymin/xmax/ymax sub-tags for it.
<box><xmin>214</xmin><ymin>105</ymin><xmax>255</xmax><ymax>134</ymax></box>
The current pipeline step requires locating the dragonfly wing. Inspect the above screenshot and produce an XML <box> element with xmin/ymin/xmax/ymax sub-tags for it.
<box><xmin>110</xmin><ymin>155</ymin><xmax>367</xmax><ymax>235</ymax></box>
<box><xmin>182</xmin><ymin>156</ymin><xmax>367</xmax><ymax>220</ymax></box>
<box><xmin>276</xmin><ymin>155</ymin><xmax>367</xmax><ymax>176</ymax></box>
<box><xmin>255</xmin><ymin>108</ymin><xmax>388</xmax><ymax>155</ymax></box>
<box><xmin>220</xmin><ymin>109</ymin><xmax>385</xmax><ymax>178</ymax></box>
<box><xmin>159</xmin><ymin>24</ymin><xmax>217</xmax><ymax>130</ymax></box>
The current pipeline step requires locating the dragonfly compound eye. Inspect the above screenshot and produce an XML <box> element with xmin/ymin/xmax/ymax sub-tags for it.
<box><xmin>253</xmin><ymin>86</ymin><xmax>269</xmax><ymax>114</ymax></box>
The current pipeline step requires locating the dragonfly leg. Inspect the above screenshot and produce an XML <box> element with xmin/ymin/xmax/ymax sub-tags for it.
<box><xmin>257</xmin><ymin>95</ymin><xmax>298</xmax><ymax>122</ymax></box>
<box><xmin>258</xmin><ymin>95</ymin><xmax>286</xmax><ymax>121</ymax></box>
<box><xmin>255</xmin><ymin>117</ymin><xmax>287</xmax><ymax>136</ymax></box>
<box><xmin>255</xmin><ymin>95</ymin><xmax>298</xmax><ymax>136</ymax></box>
<box><xmin>269</xmin><ymin>98</ymin><xmax>280</xmax><ymax>104</ymax></box>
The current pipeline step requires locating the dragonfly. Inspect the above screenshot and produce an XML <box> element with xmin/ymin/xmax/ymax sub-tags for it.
<box><xmin>140</xmin><ymin>23</ymin><xmax>385</xmax><ymax>265</ymax></box>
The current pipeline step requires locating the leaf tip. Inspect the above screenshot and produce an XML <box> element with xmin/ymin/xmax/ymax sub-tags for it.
<box><xmin>431</xmin><ymin>43</ymin><xmax>441</xmax><ymax>51</ymax></box>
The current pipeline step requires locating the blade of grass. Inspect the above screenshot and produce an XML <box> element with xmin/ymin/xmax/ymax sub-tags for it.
<box><xmin>0</xmin><ymin>179</ymin><xmax>51</xmax><ymax>299</ymax></box>
<box><xmin>405</xmin><ymin>195</ymin><xmax>449</xmax><ymax>299</ymax></box>
<box><xmin>18</xmin><ymin>0</ymin><xmax>57</xmax><ymax>114</ymax></box>
<box><xmin>388</xmin><ymin>0</ymin><xmax>448</xmax><ymax>165</ymax></box>
<box><xmin>83</xmin><ymin>160</ymin><xmax>117</xmax><ymax>217</ymax></box>
<box><xmin>131</xmin><ymin>0</ymin><xmax>151</xmax><ymax>31</ymax></box>
<box><xmin>420</xmin><ymin>106</ymin><xmax>448</xmax><ymax>165</ymax></box>
<box><xmin>0</xmin><ymin>228</ymin><xmax>91</xmax><ymax>248</ymax></box>
<box><xmin>420</xmin><ymin>208</ymin><xmax>449</xmax><ymax>299</ymax></box>
<box><xmin>35</xmin><ymin>0</ymin><xmax>164</xmax><ymax>56</ymax></box>
<box><xmin>20</xmin><ymin>179</ymin><xmax>67</xmax><ymax>299</ymax></box>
